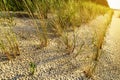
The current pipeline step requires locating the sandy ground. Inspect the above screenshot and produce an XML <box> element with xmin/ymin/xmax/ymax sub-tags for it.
<box><xmin>93</xmin><ymin>10</ymin><xmax>120</xmax><ymax>80</ymax></box>
<box><xmin>0</xmin><ymin>11</ymin><xmax>113</xmax><ymax>80</ymax></box>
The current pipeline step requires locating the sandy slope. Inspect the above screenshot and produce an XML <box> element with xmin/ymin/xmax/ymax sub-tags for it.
<box><xmin>94</xmin><ymin>10</ymin><xmax>120</xmax><ymax>80</ymax></box>
<box><xmin>0</xmin><ymin>12</ymin><xmax>112</xmax><ymax>80</ymax></box>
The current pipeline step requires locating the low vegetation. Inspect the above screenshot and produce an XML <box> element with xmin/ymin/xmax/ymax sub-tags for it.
<box><xmin>0</xmin><ymin>17</ymin><xmax>20</xmax><ymax>60</ymax></box>
<box><xmin>85</xmin><ymin>10</ymin><xmax>113</xmax><ymax>78</ymax></box>
<box><xmin>21</xmin><ymin>0</ymin><xmax>112</xmax><ymax>49</ymax></box>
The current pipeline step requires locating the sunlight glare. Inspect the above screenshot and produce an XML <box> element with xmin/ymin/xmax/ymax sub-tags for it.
<box><xmin>107</xmin><ymin>0</ymin><xmax>120</xmax><ymax>9</ymax></box>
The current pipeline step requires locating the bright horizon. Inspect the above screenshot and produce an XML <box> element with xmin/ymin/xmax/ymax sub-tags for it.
<box><xmin>107</xmin><ymin>0</ymin><xmax>120</xmax><ymax>9</ymax></box>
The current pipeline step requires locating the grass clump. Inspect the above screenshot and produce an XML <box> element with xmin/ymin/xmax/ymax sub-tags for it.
<box><xmin>0</xmin><ymin>17</ymin><xmax>20</xmax><ymax>60</ymax></box>
<box><xmin>83</xmin><ymin>10</ymin><xmax>114</xmax><ymax>79</ymax></box>
<box><xmin>93</xmin><ymin>10</ymin><xmax>113</xmax><ymax>61</ymax></box>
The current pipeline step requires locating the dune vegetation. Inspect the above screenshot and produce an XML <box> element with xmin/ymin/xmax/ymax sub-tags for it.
<box><xmin>0</xmin><ymin>0</ymin><xmax>113</xmax><ymax>58</ymax></box>
<box><xmin>0</xmin><ymin>0</ymin><xmax>114</xmax><ymax>79</ymax></box>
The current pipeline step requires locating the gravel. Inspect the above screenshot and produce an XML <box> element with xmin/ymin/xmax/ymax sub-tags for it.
<box><xmin>0</xmin><ymin>12</ymin><xmax>112</xmax><ymax>80</ymax></box>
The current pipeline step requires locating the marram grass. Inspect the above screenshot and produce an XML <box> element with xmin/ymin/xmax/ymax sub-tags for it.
<box><xmin>0</xmin><ymin>0</ymin><xmax>113</xmax><ymax>59</ymax></box>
